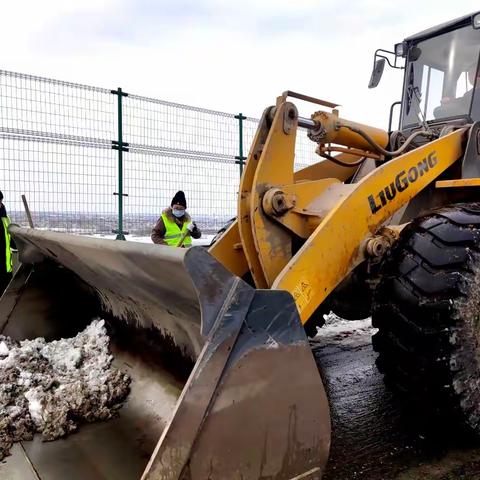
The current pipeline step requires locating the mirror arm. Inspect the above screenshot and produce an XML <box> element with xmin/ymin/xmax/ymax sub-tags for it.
<box><xmin>374</xmin><ymin>49</ymin><xmax>405</xmax><ymax>70</ymax></box>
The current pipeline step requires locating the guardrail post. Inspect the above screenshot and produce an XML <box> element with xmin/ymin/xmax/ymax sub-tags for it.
<box><xmin>111</xmin><ymin>87</ymin><xmax>129</xmax><ymax>240</ymax></box>
<box><xmin>234</xmin><ymin>113</ymin><xmax>247</xmax><ymax>177</ymax></box>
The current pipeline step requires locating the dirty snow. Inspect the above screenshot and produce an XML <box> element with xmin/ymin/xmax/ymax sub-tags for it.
<box><xmin>311</xmin><ymin>313</ymin><xmax>376</xmax><ymax>349</ymax></box>
<box><xmin>0</xmin><ymin>319</ymin><xmax>130</xmax><ymax>461</ymax></box>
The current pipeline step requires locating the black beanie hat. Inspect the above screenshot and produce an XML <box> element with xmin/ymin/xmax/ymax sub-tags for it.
<box><xmin>171</xmin><ymin>190</ymin><xmax>187</xmax><ymax>208</ymax></box>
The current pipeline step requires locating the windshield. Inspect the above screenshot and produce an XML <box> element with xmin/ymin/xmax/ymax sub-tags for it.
<box><xmin>401</xmin><ymin>25</ymin><xmax>480</xmax><ymax>128</ymax></box>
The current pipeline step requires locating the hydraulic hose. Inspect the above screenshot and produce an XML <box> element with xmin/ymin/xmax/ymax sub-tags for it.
<box><xmin>320</xmin><ymin>153</ymin><xmax>367</xmax><ymax>167</ymax></box>
<box><xmin>337</xmin><ymin>123</ymin><xmax>435</xmax><ymax>158</ymax></box>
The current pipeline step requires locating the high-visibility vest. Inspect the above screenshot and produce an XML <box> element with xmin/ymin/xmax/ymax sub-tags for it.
<box><xmin>161</xmin><ymin>213</ymin><xmax>192</xmax><ymax>247</ymax></box>
<box><xmin>1</xmin><ymin>216</ymin><xmax>12</xmax><ymax>273</ymax></box>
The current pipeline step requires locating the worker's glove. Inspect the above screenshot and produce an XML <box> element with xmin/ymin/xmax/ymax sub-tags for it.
<box><xmin>187</xmin><ymin>222</ymin><xmax>196</xmax><ymax>233</ymax></box>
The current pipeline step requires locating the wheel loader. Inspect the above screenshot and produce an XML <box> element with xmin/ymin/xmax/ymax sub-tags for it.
<box><xmin>1</xmin><ymin>10</ymin><xmax>480</xmax><ymax>480</ymax></box>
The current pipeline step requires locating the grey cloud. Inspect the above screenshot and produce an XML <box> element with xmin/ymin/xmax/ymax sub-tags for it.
<box><xmin>34</xmin><ymin>0</ymin><xmax>421</xmax><ymax>54</ymax></box>
<box><xmin>35</xmin><ymin>0</ymin><xmax>214</xmax><ymax>51</ymax></box>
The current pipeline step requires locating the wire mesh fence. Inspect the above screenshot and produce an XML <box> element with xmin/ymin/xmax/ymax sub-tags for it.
<box><xmin>0</xmin><ymin>69</ymin><xmax>320</xmax><ymax>238</ymax></box>
<box><xmin>0</xmin><ymin>70</ymin><xmax>115</xmax><ymax>141</ymax></box>
<box><xmin>0</xmin><ymin>134</ymin><xmax>116</xmax><ymax>233</ymax></box>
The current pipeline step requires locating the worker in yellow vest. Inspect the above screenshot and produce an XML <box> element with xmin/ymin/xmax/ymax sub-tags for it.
<box><xmin>151</xmin><ymin>191</ymin><xmax>201</xmax><ymax>247</ymax></box>
<box><xmin>0</xmin><ymin>191</ymin><xmax>14</xmax><ymax>295</ymax></box>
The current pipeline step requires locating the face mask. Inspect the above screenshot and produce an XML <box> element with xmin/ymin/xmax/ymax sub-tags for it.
<box><xmin>172</xmin><ymin>209</ymin><xmax>185</xmax><ymax>218</ymax></box>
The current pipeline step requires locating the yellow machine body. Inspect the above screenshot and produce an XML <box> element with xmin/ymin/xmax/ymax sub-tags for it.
<box><xmin>210</xmin><ymin>95</ymin><xmax>467</xmax><ymax>325</ymax></box>
<box><xmin>0</xmin><ymin>91</ymin><xmax>475</xmax><ymax>479</ymax></box>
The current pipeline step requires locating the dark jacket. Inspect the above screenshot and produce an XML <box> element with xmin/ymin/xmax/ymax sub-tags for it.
<box><xmin>151</xmin><ymin>208</ymin><xmax>201</xmax><ymax>245</ymax></box>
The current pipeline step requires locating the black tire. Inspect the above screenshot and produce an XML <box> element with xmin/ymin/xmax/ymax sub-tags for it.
<box><xmin>372</xmin><ymin>203</ymin><xmax>480</xmax><ymax>433</ymax></box>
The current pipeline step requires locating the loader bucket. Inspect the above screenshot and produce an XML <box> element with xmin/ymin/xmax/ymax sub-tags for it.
<box><xmin>0</xmin><ymin>226</ymin><xmax>331</xmax><ymax>480</ymax></box>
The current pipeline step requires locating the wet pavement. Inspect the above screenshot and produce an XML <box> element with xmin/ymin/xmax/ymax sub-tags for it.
<box><xmin>312</xmin><ymin>317</ymin><xmax>480</xmax><ymax>480</ymax></box>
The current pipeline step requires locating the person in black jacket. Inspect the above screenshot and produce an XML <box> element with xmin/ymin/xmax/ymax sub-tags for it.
<box><xmin>0</xmin><ymin>191</ymin><xmax>15</xmax><ymax>295</ymax></box>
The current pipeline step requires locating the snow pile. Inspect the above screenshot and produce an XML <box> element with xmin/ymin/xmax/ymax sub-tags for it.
<box><xmin>0</xmin><ymin>320</ymin><xmax>130</xmax><ymax>460</ymax></box>
<box><xmin>311</xmin><ymin>313</ymin><xmax>377</xmax><ymax>349</ymax></box>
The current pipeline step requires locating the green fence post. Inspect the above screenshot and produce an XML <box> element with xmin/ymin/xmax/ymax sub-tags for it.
<box><xmin>111</xmin><ymin>87</ymin><xmax>129</xmax><ymax>240</ymax></box>
<box><xmin>235</xmin><ymin>113</ymin><xmax>247</xmax><ymax>177</ymax></box>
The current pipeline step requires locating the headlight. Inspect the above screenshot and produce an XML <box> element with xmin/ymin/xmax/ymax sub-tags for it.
<box><xmin>395</xmin><ymin>42</ymin><xmax>406</xmax><ymax>57</ymax></box>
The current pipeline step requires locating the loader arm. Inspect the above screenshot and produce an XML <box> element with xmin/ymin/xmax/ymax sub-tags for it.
<box><xmin>210</xmin><ymin>95</ymin><xmax>467</xmax><ymax>324</ymax></box>
<box><xmin>274</xmin><ymin>128</ymin><xmax>465</xmax><ymax>322</ymax></box>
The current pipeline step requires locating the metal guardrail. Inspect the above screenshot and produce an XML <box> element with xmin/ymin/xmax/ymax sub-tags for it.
<box><xmin>0</xmin><ymin>69</ymin><xmax>319</xmax><ymax>236</ymax></box>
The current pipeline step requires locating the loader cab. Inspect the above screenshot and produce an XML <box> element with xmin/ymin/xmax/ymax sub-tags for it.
<box><xmin>371</xmin><ymin>12</ymin><xmax>480</xmax><ymax>132</ymax></box>
<box><xmin>399</xmin><ymin>12</ymin><xmax>480</xmax><ymax>130</ymax></box>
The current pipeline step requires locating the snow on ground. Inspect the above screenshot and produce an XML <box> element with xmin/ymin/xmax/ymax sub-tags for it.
<box><xmin>311</xmin><ymin>313</ymin><xmax>377</xmax><ymax>349</ymax></box>
<box><xmin>90</xmin><ymin>234</ymin><xmax>214</xmax><ymax>246</ymax></box>
<box><xmin>0</xmin><ymin>320</ymin><xmax>130</xmax><ymax>461</ymax></box>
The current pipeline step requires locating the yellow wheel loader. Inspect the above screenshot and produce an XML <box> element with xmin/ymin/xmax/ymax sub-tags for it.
<box><xmin>1</xmin><ymin>11</ymin><xmax>480</xmax><ymax>480</ymax></box>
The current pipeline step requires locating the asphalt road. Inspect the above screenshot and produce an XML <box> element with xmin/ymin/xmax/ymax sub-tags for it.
<box><xmin>313</xmin><ymin>317</ymin><xmax>480</xmax><ymax>480</ymax></box>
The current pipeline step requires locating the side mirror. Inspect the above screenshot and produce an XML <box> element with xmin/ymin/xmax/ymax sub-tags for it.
<box><xmin>368</xmin><ymin>58</ymin><xmax>386</xmax><ymax>89</ymax></box>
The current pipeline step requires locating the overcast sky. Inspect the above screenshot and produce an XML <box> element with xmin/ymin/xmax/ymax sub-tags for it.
<box><xmin>1</xmin><ymin>1</ymin><xmax>479</xmax><ymax>128</ymax></box>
